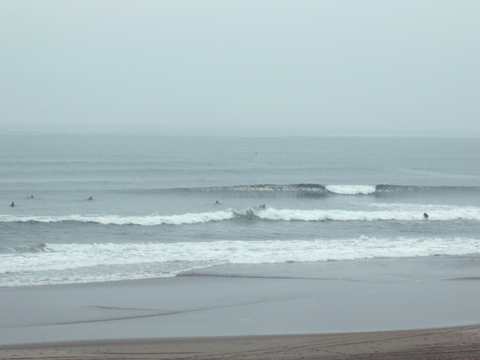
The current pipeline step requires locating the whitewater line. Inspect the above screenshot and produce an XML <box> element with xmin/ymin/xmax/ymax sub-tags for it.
<box><xmin>1</xmin><ymin>205</ymin><xmax>480</xmax><ymax>225</ymax></box>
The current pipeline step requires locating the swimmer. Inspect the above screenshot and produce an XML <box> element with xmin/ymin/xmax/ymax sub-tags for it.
<box><xmin>10</xmin><ymin>202</ymin><xmax>14</xmax><ymax>207</ymax></box>
<box><xmin>423</xmin><ymin>212</ymin><xmax>429</xmax><ymax>220</ymax></box>
<box><xmin>88</xmin><ymin>196</ymin><xmax>93</xmax><ymax>200</ymax></box>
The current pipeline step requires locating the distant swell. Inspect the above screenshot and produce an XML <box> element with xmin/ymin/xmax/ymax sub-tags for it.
<box><xmin>156</xmin><ymin>184</ymin><xmax>480</xmax><ymax>196</ymax></box>
<box><xmin>172</xmin><ymin>183</ymin><xmax>329</xmax><ymax>197</ymax></box>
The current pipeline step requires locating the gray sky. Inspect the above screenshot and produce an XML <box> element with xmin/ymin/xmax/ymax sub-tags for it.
<box><xmin>1</xmin><ymin>0</ymin><xmax>479</xmax><ymax>136</ymax></box>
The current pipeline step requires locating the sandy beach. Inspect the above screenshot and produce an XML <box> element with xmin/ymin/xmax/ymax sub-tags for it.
<box><xmin>1</xmin><ymin>256</ymin><xmax>479</xmax><ymax>359</ymax></box>
<box><xmin>1</xmin><ymin>325</ymin><xmax>480</xmax><ymax>359</ymax></box>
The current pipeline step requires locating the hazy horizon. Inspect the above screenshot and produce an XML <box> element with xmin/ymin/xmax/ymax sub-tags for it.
<box><xmin>1</xmin><ymin>1</ymin><xmax>479</xmax><ymax>137</ymax></box>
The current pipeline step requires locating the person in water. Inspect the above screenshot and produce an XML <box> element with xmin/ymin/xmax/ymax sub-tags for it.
<box><xmin>423</xmin><ymin>212</ymin><xmax>429</xmax><ymax>220</ymax></box>
<box><xmin>88</xmin><ymin>196</ymin><xmax>93</xmax><ymax>200</ymax></box>
<box><xmin>27</xmin><ymin>195</ymin><xmax>33</xmax><ymax>199</ymax></box>
<box><xmin>215</xmin><ymin>200</ymin><xmax>220</xmax><ymax>204</ymax></box>
<box><xmin>10</xmin><ymin>202</ymin><xmax>14</xmax><ymax>207</ymax></box>
<box><xmin>259</xmin><ymin>204</ymin><xmax>266</xmax><ymax>208</ymax></box>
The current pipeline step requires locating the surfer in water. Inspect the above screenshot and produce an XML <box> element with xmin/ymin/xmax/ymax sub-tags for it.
<box><xmin>423</xmin><ymin>212</ymin><xmax>429</xmax><ymax>220</ymax></box>
<box><xmin>259</xmin><ymin>204</ymin><xmax>266</xmax><ymax>209</ymax></box>
<box><xmin>215</xmin><ymin>200</ymin><xmax>220</xmax><ymax>204</ymax></box>
<box><xmin>10</xmin><ymin>202</ymin><xmax>14</xmax><ymax>207</ymax></box>
<box><xmin>88</xmin><ymin>196</ymin><xmax>93</xmax><ymax>200</ymax></box>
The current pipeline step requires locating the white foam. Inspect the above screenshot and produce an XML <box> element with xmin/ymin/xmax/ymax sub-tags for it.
<box><xmin>1</xmin><ymin>204</ymin><xmax>480</xmax><ymax>226</ymax></box>
<box><xmin>0</xmin><ymin>211</ymin><xmax>235</xmax><ymax>226</ymax></box>
<box><xmin>1</xmin><ymin>236</ymin><xmax>480</xmax><ymax>287</ymax></box>
<box><xmin>325</xmin><ymin>185</ymin><xmax>376</xmax><ymax>195</ymax></box>
<box><xmin>254</xmin><ymin>206</ymin><xmax>480</xmax><ymax>221</ymax></box>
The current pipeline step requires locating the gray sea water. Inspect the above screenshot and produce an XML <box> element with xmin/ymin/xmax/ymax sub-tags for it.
<box><xmin>1</xmin><ymin>135</ymin><xmax>480</xmax><ymax>287</ymax></box>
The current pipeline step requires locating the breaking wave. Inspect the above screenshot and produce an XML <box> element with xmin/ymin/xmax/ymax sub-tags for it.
<box><xmin>0</xmin><ymin>211</ymin><xmax>235</xmax><ymax>226</ymax></box>
<box><xmin>0</xmin><ymin>244</ymin><xmax>47</xmax><ymax>254</ymax></box>
<box><xmin>2</xmin><ymin>204</ymin><xmax>480</xmax><ymax>226</ymax></box>
<box><xmin>1</xmin><ymin>236</ymin><xmax>480</xmax><ymax>287</ymax></box>
<box><xmin>325</xmin><ymin>185</ymin><xmax>376</xmax><ymax>195</ymax></box>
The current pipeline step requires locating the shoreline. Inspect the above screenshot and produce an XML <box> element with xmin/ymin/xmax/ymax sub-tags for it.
<box><xmin>1</xmin><ymin>256</ymin><xmax>480</xmax><ymax>357</ymax></box>
<box><xmin>1</xmin><ymin>324</ymin><xmax>480</xmax><ymax>359</ymax></box>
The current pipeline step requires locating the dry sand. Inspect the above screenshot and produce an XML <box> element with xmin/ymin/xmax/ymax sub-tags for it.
<box><xmin>1</xmin><ymin>325</ymin><xmax>480</xmax><ymax>359</ymax></box>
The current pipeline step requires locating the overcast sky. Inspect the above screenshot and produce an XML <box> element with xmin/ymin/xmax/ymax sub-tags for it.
<box><xmin>1</xmin><ymin>1</ymin><xmax>479</xmax><ymax>136</ymax></box>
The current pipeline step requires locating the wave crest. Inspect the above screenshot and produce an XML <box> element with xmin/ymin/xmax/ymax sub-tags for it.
<box><xmin>325</xmin><ymin>185</ymin><xmax>376</xmax><ymax>195</ymax></box>
<box><xmin>168</xmin><ymin>184</ymin><xmax>480</xmax><ymax>196</ymax></box>
<box><xmin>2</xmin><ymin>204</ymin><xmax>480</xmax><ymax>225</ymax></box>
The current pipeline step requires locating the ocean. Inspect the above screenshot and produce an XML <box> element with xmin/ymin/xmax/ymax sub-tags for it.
<box><xmin>1</xmin><ymin>135</ymin><xmax>480</xmax><ymax>288</ymax></box>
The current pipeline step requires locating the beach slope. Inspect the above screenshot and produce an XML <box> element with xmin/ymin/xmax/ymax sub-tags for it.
<box><xmin>1</xmin><ymin>325</ymin><xmax>480</xmax><ymax>359</ymax></box>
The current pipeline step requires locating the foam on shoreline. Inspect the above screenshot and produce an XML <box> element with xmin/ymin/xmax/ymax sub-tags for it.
<box><xmin>1</xmin><ymin>256</ymin><xmax>480</xmax><ymax>347</ymax></box>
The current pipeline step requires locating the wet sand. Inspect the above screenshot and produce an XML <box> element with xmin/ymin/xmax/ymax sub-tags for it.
<box><xmin>1</xmin><ymin>256</ymin><xmax>479</xmax><ymax>358</ymax></box>
<box><xmin>1</xmin><ymin>325</ymin><xmax>480</xmax><ymax>359</ymax></box>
